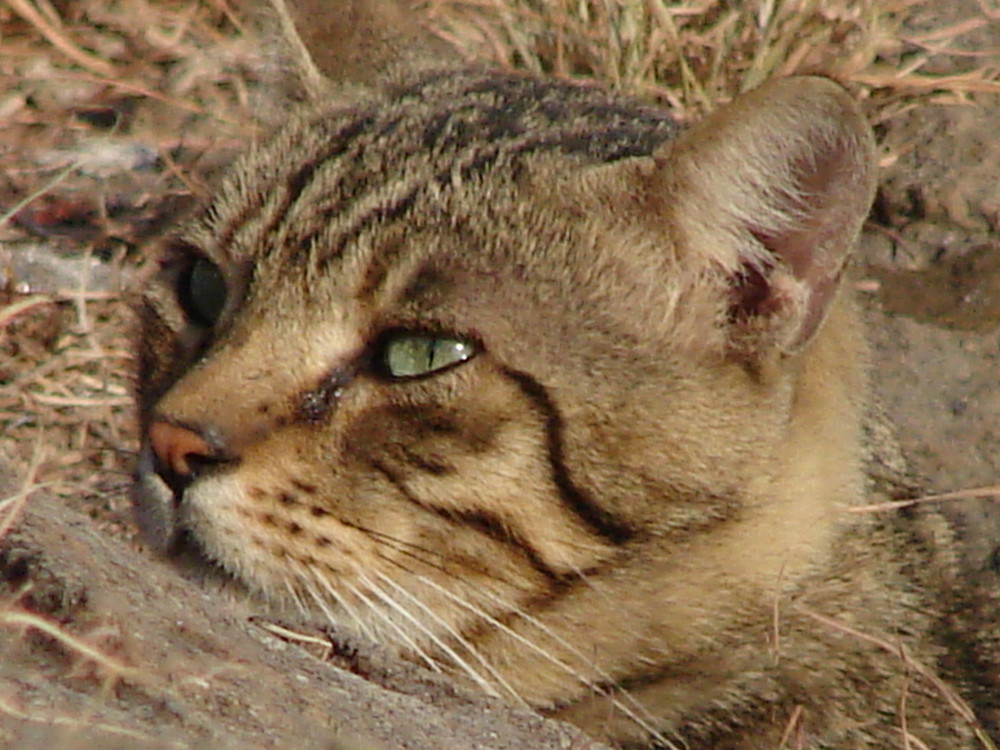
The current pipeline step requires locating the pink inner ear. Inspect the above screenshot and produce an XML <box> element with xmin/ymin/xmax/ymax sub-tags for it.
<box><xmin>785</xmin><ymin>147</ymin><xmax>855</xmax><ymax>279</ymax></box>
<box><xmin>735</xmin><ymin>138</ymin><xmax>865</xmax><ymax>350</ymax></box>
<box><xmin>655</xmin><ymin>77</ymin><xmax>875</xmax><ymax>354</ymax></box>
<box><xmin>729</xmin><ymin>256</ymin><xmax>776</xmax><ymax>321</ymax></box>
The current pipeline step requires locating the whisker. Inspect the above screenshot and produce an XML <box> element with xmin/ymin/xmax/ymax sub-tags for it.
<box><xmin>281</xmin><ymin>576</ymin><xmax>310</xmax><ymax>618</ymax></box>
<box><xmin>342</xmin><ymin>520</ymin><xmax>482</xmax><ymax>577</ymax></box>
<box><xmin>337</xmin><ymin>519</ymin><xmax>456</xmax><ymax>561</ymax></box>
<box><xmin>372</xmin><ymin>570</ymin><xmax>528</xmax><ymax>706</ymax></box>
<box><xmin>341</xmin><ymin>578</ymin><xmax>442</xmax><ymax>673</ymax></box>
<box><xmin>344</xmin><ymin>520</ymin><xmax>524</xmax><ymax>590</ymax></box>
<box><xmin>292</xmin><ymin>560</ymin><xmax>377</xmax><ymax>641</ymax></box>
<box><xmin>356</xmin><ymin>572</ymin><xmax>499</xmax><ymax>697</ymax></box>
<box><xmin>470</xmin><ymin>582</ymin><xmax>677</xmax><ymax>747</ymax></box>
<box><xmin>411</xmin><ymin>572</ymin><xmax>677</xmax><ymax>748</ymax></box>
<box><xmin>292</xmin><ymin>522</ymin><xmax>673</xmax><ymax>743</ymax></box>
<box><xmin>301</xmin><ymin>580</ymin><xmax>343</xmax><ymax>627</ymax></box>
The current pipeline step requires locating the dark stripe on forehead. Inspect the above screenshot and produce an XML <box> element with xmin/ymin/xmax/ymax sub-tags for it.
<box><xmin>299</xmin><ymin>119</ymin><xmax>675</xmax><ymax>267</ymax></box>
<box><xmin>256</xmin><ymin>70</ymin><xmax>676</xmax><ymax>266</ymax></box>
<box><xmin>390</xmin><ymin>71</ymin><xmax>677</xmax><ymax>166</ymax></box>
<box><xmin>212</xmin><ymin>112</ymin><xmax>380</xmax><ymax>260</ymax></box>
<box><xmin>285</xmin><ymin>114</ymin><xmax>380</xmax><ymax>203</ymax></box>
<box><xmin>498</xmin><ymin>366</ymin><xmax>636</xmax><ymax>545</ymax></box>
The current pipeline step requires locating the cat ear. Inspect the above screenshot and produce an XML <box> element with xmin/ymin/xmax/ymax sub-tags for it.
<box><xmin>269</xmin><ymin>0</ymin><xmax>453</xmax><ymax>96</ymax></box>
<box><xmin>653</xmin><ymin>76</ymin><xmax>876</xmax><ymax>356</ymax></box>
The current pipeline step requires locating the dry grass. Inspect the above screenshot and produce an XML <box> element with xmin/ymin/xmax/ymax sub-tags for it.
<box><xmin>0</xmin><ymin>0</ymin><xmax>997</xmax><ymax>543</ymax></box>
<box><xmin>0</xmin><ymin>0</ymin><xmax>263</xmax><ymax>530</ymax></box>
<box><xmin>797</xmin><ymin>605</ymin><xmax>999</xmax><ymax>750</ymax></box>
<box><xmin>851</xmin><ymin>484</ymin><xmax>1000</xmax><ymax>512</ymax></box>
<box><xmin>426</xmin><ymin>0</ymin><xmax>1000</xmax><ymax>121</ymax></box>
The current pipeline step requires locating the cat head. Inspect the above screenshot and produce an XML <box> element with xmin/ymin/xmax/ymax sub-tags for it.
<box><xmin>134</xmin><ymin>0</ymin><xmax>875</xmax><ymax>712</ymax></box>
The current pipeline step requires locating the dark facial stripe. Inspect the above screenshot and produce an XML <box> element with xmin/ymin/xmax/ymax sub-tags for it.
<box><xmin>440</xmin><ymin>508</ymin><xmax>561</xmax><ymax>583</ymax></box>
<box><xmin>313</xmin><ymin>190</ymin><xmax>418</xmax><ymax>267</ymax></box>
<box><xmin>337</xmin><ymin>517</ymin><xmax>459</xmax><ymax>579</ymax></box>
<box><xmin>397</xmin><ymin>445</ymin><xmax>455</xmax><ymax>476</ymax></box>
<box><xmin>498</xmin><ymin>366</ymin><xmax>635</xmax><ymax>545</ymax></box>
<box><xmin>368</xmin><ymin>458</ymin><xmax>561</xmax><ymax>583</ymax></box>
<box><xmin>194</xmin><ymin>69</ymin><xmax>677</xmax><ymax>279</ymax></box>
<box><xmin>300</xmin><ymin>118</ymin><xmax>672</xmax><ymax>269</ymax></box>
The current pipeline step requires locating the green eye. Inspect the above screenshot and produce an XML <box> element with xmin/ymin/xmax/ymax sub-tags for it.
<box><xmin>382</xmin><ymin>333</ymin><xmax>475</xmax><ymax>378</ymax></box>
<box><xmin>181</xmin><ymin>257</ymin><xmax>227</xmax><ymax>326</ymax></box>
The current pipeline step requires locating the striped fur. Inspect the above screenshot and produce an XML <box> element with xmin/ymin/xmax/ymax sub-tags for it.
<box><xmin>134</xmin><ymin>2</ymin><xmax>999</xmax><ymax>748</ymax></box>
<box><xmin>191</xmin><ymin>70</ymin><xmax>678</xmax><ymax>272</ymax></box>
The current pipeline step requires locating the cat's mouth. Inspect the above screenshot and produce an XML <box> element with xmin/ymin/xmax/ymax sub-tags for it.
<box><xmin>135</xmin><ymin>444</ymin><xmax>264</xmax><ymax>595</ymax></box>
<box><xmin>134</xmin><ymin>440</ymin><xmax>228</xmax><ymax>555</ymax></box>
<box><xmin>134</xmin><ymin>444</ymin><xmax>184</xmax><ymax>553</ymax></box>
<box><xmin>134</xmin><ymin>444</ymin><xmax>227</xmax><ymax>566</ymax></box>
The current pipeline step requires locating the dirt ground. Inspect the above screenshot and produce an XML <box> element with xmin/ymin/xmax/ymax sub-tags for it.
<box><xmin>0</xmin><ymin>1</ymin><xmax>998</xmax><ymax>748</ymax></box>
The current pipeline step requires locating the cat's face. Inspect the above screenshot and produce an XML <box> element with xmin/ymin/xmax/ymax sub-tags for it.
<box><xmin>138</xmin><ymin>73</ymin><xmax>691</xmax><ymax>638</ymax></box>
<box><xmin>135</xmin><ymin>70</ymin><xmax>875</xmax><ymax>714</ymax></box>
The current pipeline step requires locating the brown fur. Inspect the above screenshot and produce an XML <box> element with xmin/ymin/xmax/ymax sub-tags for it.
<box><xmin>134</xmin><ymin>2</ymin><xmax>1000</xmax><ymax>747</ymax></box>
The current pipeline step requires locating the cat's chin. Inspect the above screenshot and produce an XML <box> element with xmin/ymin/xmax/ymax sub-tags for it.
<box><xmin>132</xmin><ymin>459</ymin><xmax>342</xmax><ymax>627</ymax></box>
<box><xmin>134</xmin><ymin>445</ymin><xmax>259</xmax><ymax>600</ymax></box>
<box><xmin>133</xmin><ymin>469</ymin><xmax>291</xmax><ymax>621</ymax></box>
<box><xmin>133</xmin><ymin>444</ymin><xmax>181</xmax><ymax>554</ymax></box>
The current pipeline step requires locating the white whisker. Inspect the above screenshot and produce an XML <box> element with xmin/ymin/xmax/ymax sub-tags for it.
<box><xmin>372</xmin><ymin>570</ymin><xmax>528</xmax><ymax>706</ymax></box>
<box><xmin>341</xmin><ymin>578</ymin><xmax>442</xmax><ymax>673</ymax></box>
<box><xmin>281</xmin><ymin>576</ymin><xmax>310</xmax><ymax>618</ymax></box>
<box><xmin>291</xmin><ymin>560</ymin><xmax>377</xmax><ymax>641</ymax></box>
<box><xmin>310</xmin><ymin>572</ymin><xmax>378</xmax><ymax>640</ymax></box>
<box><xmin>294</xmin><ymin>524</ymin><xmax>674</xmax><ymax>744</ymax></box>
<box><xmin>411</xmin><ymin>573</ymin><xmax>679</xmax><ymax>749</ymax></box>
<box><xmin>356</xmin><ymin>572</ymin><xmax>499</xmax><ymax>696</ymax></box>
<box><xmin>301</xmin><ymin>580</ymin><xmax>343</xmax><ymax>627</ymax></box>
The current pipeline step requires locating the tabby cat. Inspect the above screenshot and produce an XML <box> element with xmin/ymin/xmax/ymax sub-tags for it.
<box><xmin>134</xmin><ymin>1</ymin><xmax>999</xmax><ymax>747</ymax></box>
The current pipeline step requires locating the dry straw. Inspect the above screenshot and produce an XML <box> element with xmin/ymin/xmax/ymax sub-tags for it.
<box><xmin>425</xmin><ymin>0</ymin><xmax>1000</xmax><ymax>120</ymax></box>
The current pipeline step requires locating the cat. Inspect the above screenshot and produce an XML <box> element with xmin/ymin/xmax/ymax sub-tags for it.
<box><xmin>133</xmin><ymin>0</ymin><xmax>1000</xmax><ymax>747</ymax></box>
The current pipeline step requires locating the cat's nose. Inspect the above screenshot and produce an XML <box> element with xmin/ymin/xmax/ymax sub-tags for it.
<box><xmin>148</xmin><ymin>420</ymin><xmax>214</xmax><ymax>477</ymax></box>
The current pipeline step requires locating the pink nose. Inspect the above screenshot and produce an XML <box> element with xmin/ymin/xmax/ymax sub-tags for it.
<box><xmin>148</xmin><ymin>421</ymin><xmax>213</xmax><ymax>477</ymax></box>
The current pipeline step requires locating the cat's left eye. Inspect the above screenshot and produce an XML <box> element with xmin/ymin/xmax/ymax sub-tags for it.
<box><xmin>179</xmin><ymin>257</ymin><xmax>227</xmax><ymax>327</ymax></box>
<box><xmin>381</xmin><ymin>333</ymin><xmax>476</xmax><ymax>378</ymax></box>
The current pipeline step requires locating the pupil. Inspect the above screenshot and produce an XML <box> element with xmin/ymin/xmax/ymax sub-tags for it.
<box><xmin>184</xmin><ymin>258</ymin><xmax>226</xmax><ymax>326</ymax></box>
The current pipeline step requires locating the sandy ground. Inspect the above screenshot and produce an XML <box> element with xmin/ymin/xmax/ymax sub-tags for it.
<box><xmin>0</xmin><ymin>0</ymin><xmax>998</xmax><ymax>747</ymax></box>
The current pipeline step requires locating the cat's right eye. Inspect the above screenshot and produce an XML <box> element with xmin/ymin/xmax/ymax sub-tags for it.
<box><xmin>179</xmin><ymin>257</ymin><xmax>227</xmax><ymax>327</ymax></box>
<box><xmin>380</xmin><ymin>333</ymin><xmax>476</xmax><ymax>379</ymax></box>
